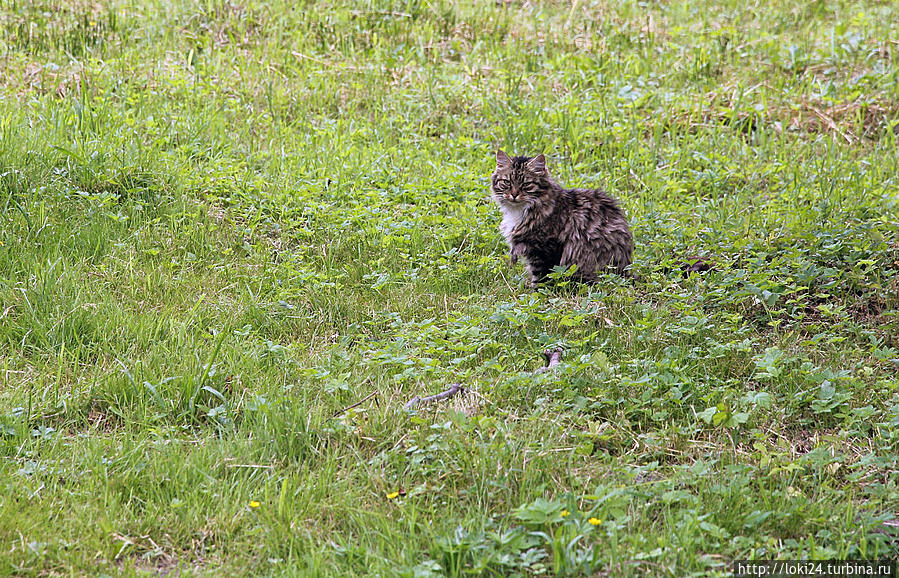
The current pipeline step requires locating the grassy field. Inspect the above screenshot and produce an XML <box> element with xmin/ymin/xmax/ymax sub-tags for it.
<box><xmin>2</xmin><ymin>0</ymin><xmax>899</xmax><ymax>575</ymax></box>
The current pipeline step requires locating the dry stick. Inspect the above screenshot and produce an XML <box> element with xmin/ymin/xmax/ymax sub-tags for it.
<box><xmin>809</xmin><ymin>106</ymin><xmax>854</xmax><ymax>144</ymax></box>
<box><xmin>349</xmin><ymin>9</ymin><xmax>412</xmax><ymax>18</ymax></box>
<box><xmin>497</xmin><ymin>268</ymin><xmax>516</xmax><ymax>294</ymax></box>
<box><xmin>332</xmin><ymin>389</ymin><xmax>379</xmax><ymax>417</ymax></box>
<box><xmin>404</xmin><ymin>350</ymin><xmax>560</xmax><ymax>410</ymax></box>
<box><xmin>404</xmin><ymin>383</ymin><xmax>465</xmax><ymax>410</ymax></box>
<box><xmin>629</xmin><ymin>168</ymin><xmax>650</xmax><ymax>192</ymax></box>
<box><xmin>290</xmin><ymin>51</ymin><xmax>360</xmax><ymax>72</ymax></box>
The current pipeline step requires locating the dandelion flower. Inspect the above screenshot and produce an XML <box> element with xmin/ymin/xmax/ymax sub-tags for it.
<box><xmin>588</xmin><ymin>517</ymin><xmax>602</xmax><ymax>526</ymax></box>
<box><xmin>560</xmin><ymin>510</ymin><xmax>570</xmax><ymax>518</ymax></box>
<box><xmin>249</xmin><ymin>500</ymin><xmax>261</xmax><ymax>508</ymax></box>
<box><xmin>386</xmin><ymin>491</ymin><xmax>399</xmax><ymax>499</ymax></box>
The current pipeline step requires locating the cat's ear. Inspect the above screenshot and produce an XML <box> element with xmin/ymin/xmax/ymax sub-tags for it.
<box><xmin>496</xmin><ymin>150</ymin><xmax>512</xmax><ymax>168</ymax></box>
<box><xmin>527</xmin><ymin>154</ymin><xmax>547</xmax><ymax>175</ymax></box>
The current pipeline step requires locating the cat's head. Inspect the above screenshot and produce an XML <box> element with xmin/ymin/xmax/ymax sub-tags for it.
<box><xmin>491</xmin><ymin>150</ymin><xmax>550</xmax><ymax>206</ymax></box>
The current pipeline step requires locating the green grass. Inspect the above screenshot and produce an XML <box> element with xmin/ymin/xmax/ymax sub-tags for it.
<box><xmin>1</xmin><ymin>0</ymin><xmax>898</xmax><ymax>575</ymax></box>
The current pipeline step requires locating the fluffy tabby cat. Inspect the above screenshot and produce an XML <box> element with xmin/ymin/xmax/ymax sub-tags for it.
<box><xmin>491</xmin><ymin>150</ymin><xmax>633</xmax><ymax>287</ymax></box>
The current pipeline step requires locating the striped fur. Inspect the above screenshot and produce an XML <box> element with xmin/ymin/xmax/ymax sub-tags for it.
<box><xmin>492</xmin><ymin>150</ymin><xmax>633</xmax><ymax>287</ymax></box>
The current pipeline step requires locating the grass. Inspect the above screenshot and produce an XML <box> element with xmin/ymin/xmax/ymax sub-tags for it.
<box><xmin>1</xmin><ymin>0</ymin><xmax>898</xmax><ymax>575</ymax></box>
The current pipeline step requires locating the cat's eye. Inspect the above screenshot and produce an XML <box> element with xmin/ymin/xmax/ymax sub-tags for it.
<box><xmin>495</xmin><ymin>179</ymin><xmax>510</xmax><ymax>191</ymax></box>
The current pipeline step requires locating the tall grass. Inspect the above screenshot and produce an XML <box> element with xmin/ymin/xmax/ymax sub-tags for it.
<box><xmin>1</xmin><ymin>0</ymin><xmax>898</xmax><ymax>575</ymax></box>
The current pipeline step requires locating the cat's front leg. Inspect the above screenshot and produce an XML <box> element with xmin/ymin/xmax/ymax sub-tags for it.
<box><xmin>509</xmin><ymin>242</ymin><xmax>528</xmax><ymax>266</ymax></box>
<box><xmin>525</xmin><ymin>263</ymin><xmax>549</xmax><ymax>289</ymax></box>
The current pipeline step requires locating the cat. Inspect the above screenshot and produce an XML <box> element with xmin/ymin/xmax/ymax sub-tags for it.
<box><xmin>491</xmin><ymin>150</ymin><xmax>633</xmax><ymax>287</ymax></box>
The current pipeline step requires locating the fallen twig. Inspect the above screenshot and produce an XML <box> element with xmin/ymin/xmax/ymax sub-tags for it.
<box><xmin>332</xmin><ymin>389</ymin><xmax>379</xmax><ymax>417</ymax></box>
<box><xmin>349</xmin><ymin>9</ymin><xmax>412</xmax><ymax>18</ymax></box>
<box><xmin>536</xmin><ymin>349</ymin><xmax>563</xmax><ymax>373</ymax></box>
<box><xmin>291</xmin><ymin>51</ymin><xmax>360</xmax><ymax>71</ymax></box>
<box><xmin>291</xmin><ymin>50</ymin><xmax>331</xmax><ymax>67</ymax></box>
<box><xmin>809</xmin><ymin>106</ymin><xmax>854</xmax><ymax>144</ymax></box>
<box><xmin>404</xmin><ymin>383</ymin><xmax>464</xmax><ymax>410</ymax></box>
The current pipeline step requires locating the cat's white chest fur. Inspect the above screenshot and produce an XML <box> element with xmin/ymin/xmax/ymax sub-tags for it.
<box><xmin>499</xmin><ymin>203</ymin><xmax>527</xmax><ymax>240</ymax></box>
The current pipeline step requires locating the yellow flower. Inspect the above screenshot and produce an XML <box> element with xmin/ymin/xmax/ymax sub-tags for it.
<box><xmin>560</xmin><ymin>510</ymin><xmax>570</xmax><ymax>517</ymax></box>
<box><xmin>249</xmin><ymin>500</ymin><xmax>260</xmax><ymax>508</ymax></box>
<box><xmin>386</xmin><ymin>491</ymin><xmax>399</xmax><ymax>499</ymax></box>
<box><xmin>588</xmin><ymin>517</ymin><xmax>602</xmax><ymax>526</ymax></box>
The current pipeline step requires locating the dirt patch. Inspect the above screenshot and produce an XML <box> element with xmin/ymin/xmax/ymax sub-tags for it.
<box><xmin>86</xmin><ymin>401</ymin><xmax>125</xmax><ymax>433</ymax></box>
<box><xmin>661</xmin><ymin>89</ymin><xmax>899</xmax><ymax>143</ymax></box>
